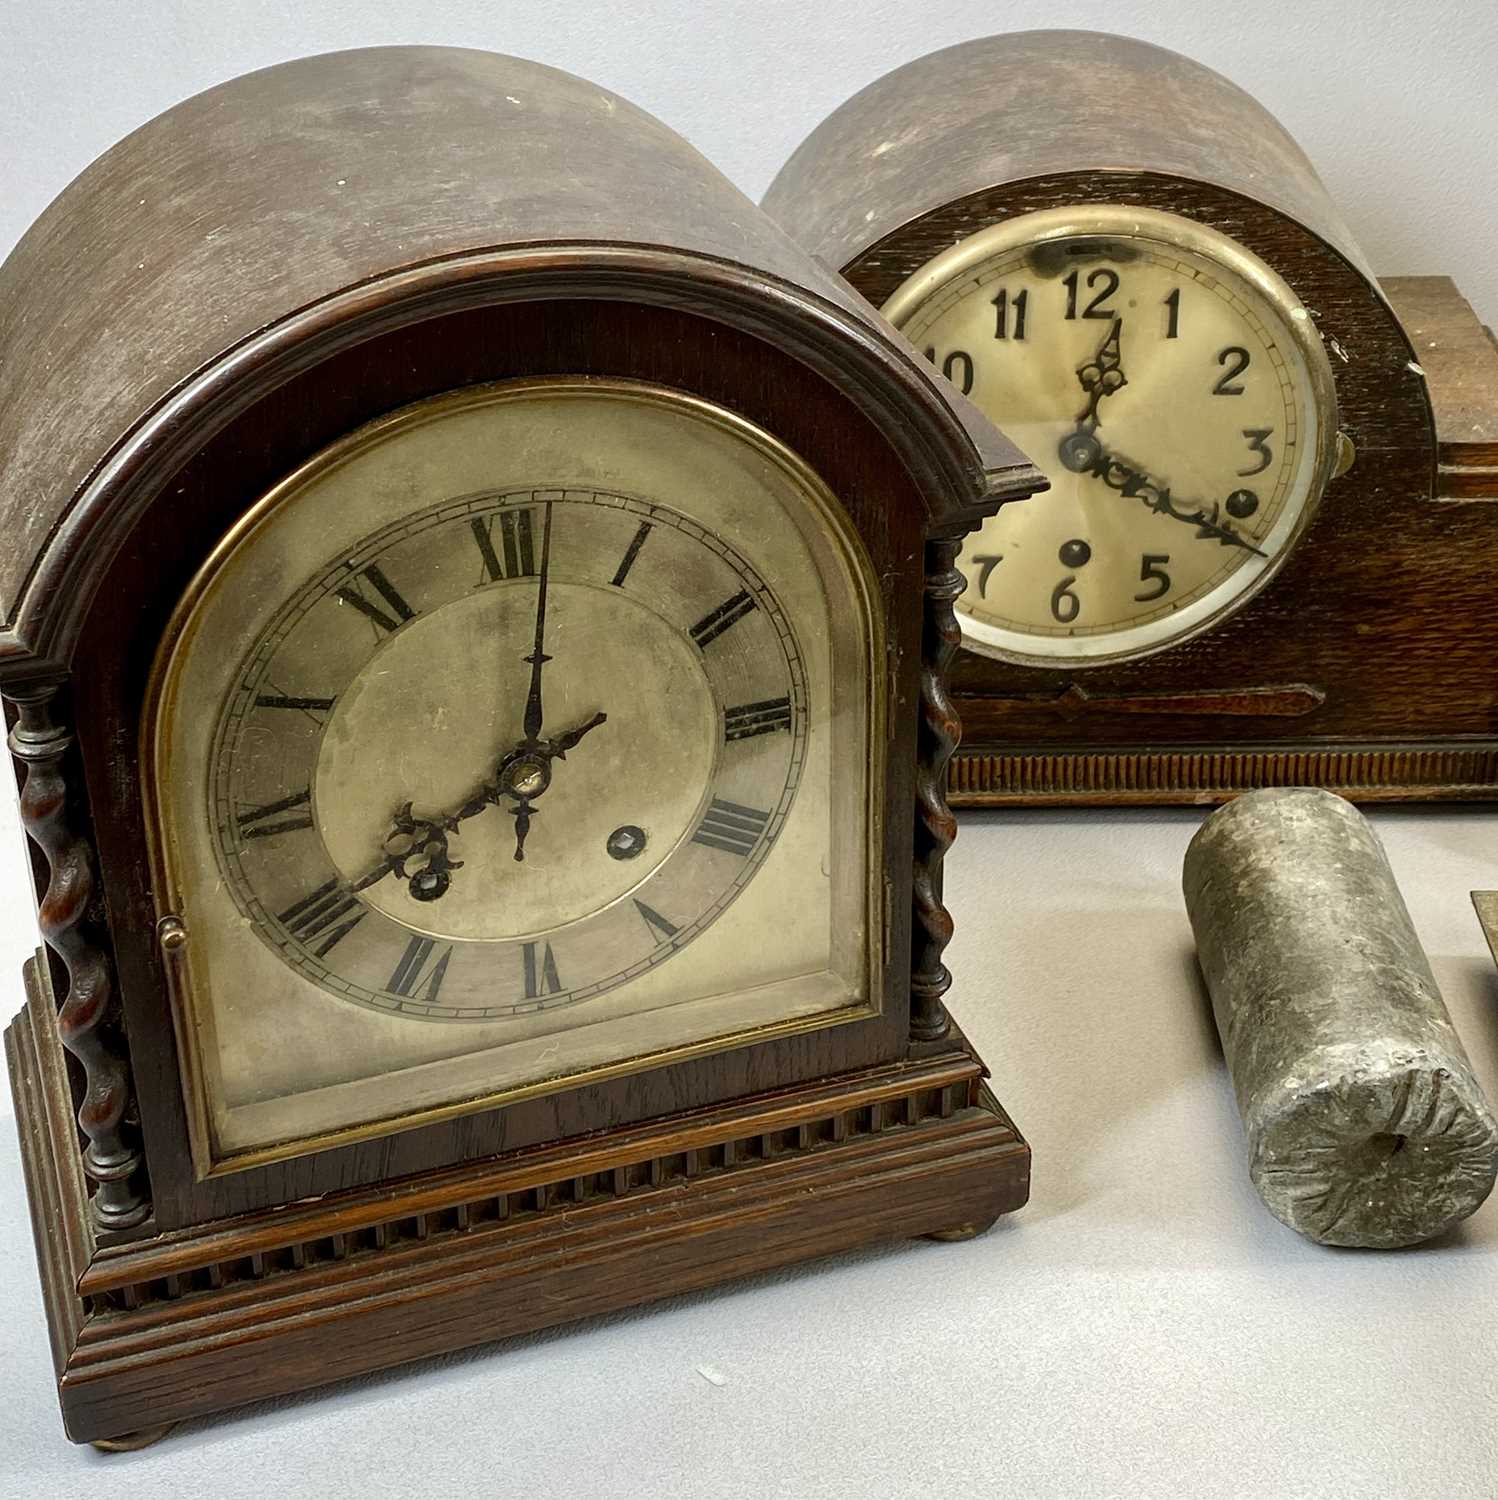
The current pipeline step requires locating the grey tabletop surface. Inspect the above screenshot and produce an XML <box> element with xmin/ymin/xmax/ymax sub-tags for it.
<box><xmin>2</xmin><ymin>793</ymin><xmax>1496</xmax><ymax>1498</ymax></box>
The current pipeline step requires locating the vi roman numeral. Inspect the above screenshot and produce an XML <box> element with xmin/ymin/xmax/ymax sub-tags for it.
<box><xmin>723</xmin><ymin>696</ymin><xmax>792</xmax><ymax>742</ymax></box>
<box><xmin>690</xmin><ymin>590</ymin><xmax>756</xmax><ymax>648</ymax></box>
<box><xmin>522</xmin><ymin>941</ymin><xmax>562</xmax><ymax>999</ymax></box>
<box><xmin>472</xmin><ymin>508</ymin><xmax>537</xmax><ymax>582</ymax></box>
<box><xmin>692</xmin><ymin>799</ymin><xmax>770</xmax><ymax>857</ymax></box>
<box><xmin>255</xmin><ymin>694</ymin><xmax>336</xmax><ymax>715</ymax></box>
<box><xmin>276</xmin><ymin>878</ymin><xmax>366</xmax><ymax>957</ymax></box>
<box><xmin>388</xmin><ymin>935</ymin><xmax>453</xmax><ymax>1001</ymax></box>
<box><xmin>237</xmin><ymin>788</ymin><xmax>314</xmax><ymax>840</ymax></box>
<box><xmin>335</xmin><ymin>563</ymin><xmax>416</xmax><ymax>635</ymax></box>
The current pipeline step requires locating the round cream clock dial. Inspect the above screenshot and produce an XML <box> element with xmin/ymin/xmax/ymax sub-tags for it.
<box><xmin>883</xmin><ymin>206</ymin><xmax>1339</xmax><ymax>664</ymax></box>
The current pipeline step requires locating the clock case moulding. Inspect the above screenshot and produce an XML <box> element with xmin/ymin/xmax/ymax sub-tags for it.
<box><xmin>0</xmin><ymin>47</ymin><xmax>1045</xmax><ymax>1445</ymax></box>
<box><xmin>763</xmin><ymin>29</ymin><xmax>1498</xmax><ymax>808</ymax></box>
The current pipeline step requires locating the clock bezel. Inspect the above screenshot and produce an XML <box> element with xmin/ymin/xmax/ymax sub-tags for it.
<box><xmin>140</xmin><ymin>375</ymin><xmax>889</xmax><ymax>1180</ymax></box>
<box><xmin>51</xmin><ymin>288</ymin><xmax>976</xmax><ymax>1231</ymax></box>
<box><xmin>880</xmin><ymin>204</ymin><xmax>1341</xmax><ymax>667</ymax></box>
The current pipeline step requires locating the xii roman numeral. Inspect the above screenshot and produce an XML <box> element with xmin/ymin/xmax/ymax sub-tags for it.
<box><xmin>335</xmin><ymin>563</ymin><xmax>415</xmax><ymax>634</ymax></box>
<box><xmin>723</xmin><ymin>696</ymin><xmax>792</xmax><ymax>742</ymax></box>
<box><xmin>692</xmin><ymin>799</ymin><xmax>770</xmax><ymax>857</ymax></box>
<box><xmin>472</xmin><ymin>508</ymin><xmax>537</xmax><ymax>582</ymax></box>
<box><xmin>276</xmin><ymin>878</ymin><xmax>365</xmax><ymax>957</ymax></box>
<box><xmin>522</xmin><ymin>941</ymin><xmax>561</xmax><ymax>999</ymax></box>
<box><xmin>237</xmin><ymin>788</ymin><xmax>314</xmax><ymax>840</ymax></box>
<box><xmin>388</xmin><ymin>936</ymin><xmax>453</xmax><ymax>1001</ymax></box>
<box><xmin>690</xmin><ymin>590</ymin><xmax>756</xmax><ymax>648</ymax></box>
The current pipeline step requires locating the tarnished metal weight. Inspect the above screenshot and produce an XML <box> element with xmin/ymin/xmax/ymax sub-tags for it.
<box><xmin>1184</xmin><ymin>788</ymin><xmax>1498</xmax><ymax>1248</ymax></box>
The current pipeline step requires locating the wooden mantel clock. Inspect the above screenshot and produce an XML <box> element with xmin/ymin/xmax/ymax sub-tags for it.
<box><xmin>764</xmin><ymin>29</ymin><xmax>1498</xmax><ymax>806</ymax></box>
<box><xmin>0</xmin><ymin>47</ymin><xmax>1043</xmax><ymax>1446</ymax></box>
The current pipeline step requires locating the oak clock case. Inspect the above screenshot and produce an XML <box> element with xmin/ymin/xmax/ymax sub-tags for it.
<box><xmin>763</xmin><ymin>29</ymin><xmax>1498</xmax><ymax>806</ymax></box>
<box><xmin>0</xmin><ymin>48</ymin><xmax>1043</xmax><ymax>1446</ymax></box>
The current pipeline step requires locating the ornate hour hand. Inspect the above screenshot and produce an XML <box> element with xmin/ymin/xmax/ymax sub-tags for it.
<box><xmin>1074</xmin><ymin>317</ymin><xmax>1127</xmax><ymax>427</ymax></box>
<box><xmin>1060</xmin><ymin>318</ymin><xmax>1131</xmax><ymax>476</ymax></box>
<box><xmin>346</xmin><ymin>802</ymin><xmax>467</xmax><ymax>904</ymax></box>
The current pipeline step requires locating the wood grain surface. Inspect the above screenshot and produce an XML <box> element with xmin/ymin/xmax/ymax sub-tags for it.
<box><xmin>9</xmin><ymin>954</ymin><xmax>1028</xmax><ymax>1445</ymax></box>
<box><xmin>762</xmin><ymin>31</ymin><xmax>1498</xmax><ymax>805</ymax></box>
<box><xmin>0</xmin><ymin>46</ymin><xmax>1039</xmax><ymax>676</ymax></box>
<box><xmin>0</xmin><ymin>47</ymin><xmax>1042</xmax><ymax>1443</ymax></box>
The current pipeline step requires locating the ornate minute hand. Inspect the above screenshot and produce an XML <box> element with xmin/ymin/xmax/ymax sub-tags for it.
<box><xmin>1055</xmin><ymin>316</ymin><xmax>1264</xmax><ymax>556</ymax></box>
<box><xmin>1058</xmin><ymin>435</ymin><xmax>1267</xmax><ymax>556</ymax></box>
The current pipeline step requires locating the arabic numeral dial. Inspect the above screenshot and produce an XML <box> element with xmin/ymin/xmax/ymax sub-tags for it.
<box><xmin>883</xmin><ymin>206</ymin><xmax>1334</xmax><ymax>664</ymax></box>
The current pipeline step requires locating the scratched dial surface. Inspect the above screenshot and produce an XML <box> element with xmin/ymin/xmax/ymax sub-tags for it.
<box><xmin>884</xmin><ymin>206</ymin><xmax>1337</xmax><ymax>664</ymax></box>
<box><xmin>213</xmin><ymin>488</ymin><xmax>806</xmax><ymax>1019</ymax></box>
<box><xmin>148</xmin><ymin>379</ymin><xmax>878</xmax><ymax>1169</ymax></box>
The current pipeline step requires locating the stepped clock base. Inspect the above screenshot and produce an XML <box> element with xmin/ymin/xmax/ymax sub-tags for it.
<box><xmin>7</xmin><ymin>956</ymin><xmax>1029</xmax><ymax>1446</ymax></box>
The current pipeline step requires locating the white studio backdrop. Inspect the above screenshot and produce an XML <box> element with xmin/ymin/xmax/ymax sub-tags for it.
<box><xmin>4</xmin><ymin>8</ymin><xmax>1498</xmax><ymax>1493</ymax></box>
<box><xmin>2</xmin><ymin>0</ymin><xmax>1497</xmax><ymax>320</ymax></box>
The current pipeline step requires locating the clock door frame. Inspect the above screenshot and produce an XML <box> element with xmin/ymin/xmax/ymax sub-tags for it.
<box><xmin>58</xmin><ymin>281</ymin><xmax>932</xmax><ymax>1229</ymax></box>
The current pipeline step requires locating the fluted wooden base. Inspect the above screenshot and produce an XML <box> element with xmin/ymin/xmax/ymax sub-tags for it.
<box><xmin>7</xmin><ymin>953</ymin><xmax>1029</xmax><ymax>1445</ymax></box>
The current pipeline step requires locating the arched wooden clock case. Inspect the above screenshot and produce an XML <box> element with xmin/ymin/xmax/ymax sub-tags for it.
<box><xmin>764</xmin><ymin>30</ymin><xmax>1498</xmax><ymax>806</ymax></box>
<box><xmin>0</xmin><ymin>48</ymin><xmax>1042</xmax><ymax>1445</ymax></box>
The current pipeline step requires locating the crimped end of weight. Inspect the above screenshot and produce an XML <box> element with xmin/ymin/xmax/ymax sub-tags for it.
<box><xmin>1249</xmin><ymin>1045</ymin><xmax>1498</xmax><ymax>1248</ymax></box>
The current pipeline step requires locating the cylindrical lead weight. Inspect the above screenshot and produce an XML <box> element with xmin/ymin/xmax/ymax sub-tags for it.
<box><xmin>1183</xmin><ymin>788</ymin><xmax>1498</xmax><ymax>1248</ymax></box>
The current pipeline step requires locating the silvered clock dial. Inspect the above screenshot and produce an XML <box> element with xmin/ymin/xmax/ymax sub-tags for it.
<box><xmin>147</xmin><ymin>378</ymin><xmax>881</xmax><ymax>1170</ymax></box>
<box><xmin>213</xmin><ymin>486</ymin><xmax>805</xmax><ymax>1020</ymax></box>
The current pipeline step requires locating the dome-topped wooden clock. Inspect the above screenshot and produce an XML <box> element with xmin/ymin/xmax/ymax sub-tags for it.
<box><xmin>764</xmin><ymin>30</ymin><xmax>1498</xmax><ymax>806</ymax></box>
<box><xmin>0</xmin><ymin>48</ymin><xmax>1043</xmax><ymax>1445</ymax></box>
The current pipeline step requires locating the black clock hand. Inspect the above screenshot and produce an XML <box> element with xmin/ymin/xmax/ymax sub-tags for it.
<box><xmin>1057</xmin><ymin>433</ymin><xmax>1267</xmax><ymax>556</ymax></box>
<box><xmin>510</xmin><ymin>792</ymin><xmax>536</xmax><ymax>863</ymax></box>
<box><xmin>544</xmin><ymin>710</ymin><xmax>607</xmax><ymax>759</ymax></box>
<box><xmin>521</xmin><ymin>499</ymin><xmax>554</xmax><ymax>745</ymax></box>
<box><xmin>494</xmin><ymin>710</ymin><xmax>609</xmax><ymax>862</ymax></box>
<box><xmin>352</xmin><ymin>769</ymin><xmax>508</xmax><ymax>902</ymax></box>
<box><xmin>340</xmin><ymin>701</ymin><xmax>611</xmax><ymax>898</ymax></box>
<box><xmin>362</xmin><ymin>800</ymin><xmax>477</xmax><ymax>902</ymax></box>
<box><xmin>1074</xmin><ymin>317</ymin><xmax>1127</xmax><ymax>430</ymax></box>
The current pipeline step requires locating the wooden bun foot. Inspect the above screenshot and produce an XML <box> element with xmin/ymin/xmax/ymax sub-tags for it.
<box><xmin>925</xmin><ymin>1220</ymin><xmax>991</xmax><ymax>1243</ymax></box>
<box><xmin>90</xmin><ymin>1423</ymin><xmax>177</xmax><ymax>1452</ymax></box>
